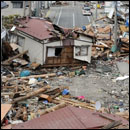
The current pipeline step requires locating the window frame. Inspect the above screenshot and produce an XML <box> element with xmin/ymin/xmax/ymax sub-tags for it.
<box><xmin>12</xmin><ymin>2</ymin><xmax>23</xmax><ymax>8</ymax></box>
<box><xmin>75</xmin><ymin>45</ymin><xmax>89</xmax><ymax>56</ymax></box>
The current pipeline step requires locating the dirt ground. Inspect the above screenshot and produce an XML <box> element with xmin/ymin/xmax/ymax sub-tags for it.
<box><xmin>47</xmin><ymin>60</ymin><xmax>129</xmax><ymax>114</ymax></box>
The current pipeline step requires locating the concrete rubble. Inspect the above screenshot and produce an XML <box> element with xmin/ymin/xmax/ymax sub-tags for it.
<box><xmin>1</xmin><ymin>2</ymin><xmax>129</xmax><ymax>129</ymax></box>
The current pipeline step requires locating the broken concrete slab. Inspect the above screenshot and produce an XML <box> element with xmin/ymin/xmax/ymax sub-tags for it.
<box><xmin>116</xmin><ymin>62</ymin><xmax>129</xmax><ymax>75</ymax></box>
<box><xmin>96</xmin><ymin>65</ymin><xmax>112</xmax><ymax>73</ymax></box>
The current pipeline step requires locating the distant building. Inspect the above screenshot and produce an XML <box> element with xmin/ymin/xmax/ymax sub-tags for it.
<box><xmin>1</xmin><ymin>1</ymin><xmax>8</xmax><ymax>40</ymax></box>
<box><xmin>1</xmin><ymin>1</ymin><xmax>29</xmax><ymax>17</ymax></box>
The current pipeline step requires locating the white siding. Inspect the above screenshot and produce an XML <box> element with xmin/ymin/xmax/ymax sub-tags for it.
<box><xmin>74</xmin><ymin>40</ymin><xmax>92</xmax><ymax>63</ymax></box>
<box><xmin>24</xmin><ymin>38</ymin><xmax>43</xmax><ymax>65</ymax></box>
<box><xmin>17</xmin><ymin>33</ymin><xmax>43</xmax><ymax>65</ymax></box>
<box><xmin>79</xmin><ymin>35</ymin><xmax>93</xmax><ymax>42</ymax></box>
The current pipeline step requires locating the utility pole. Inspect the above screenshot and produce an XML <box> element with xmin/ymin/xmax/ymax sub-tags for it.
<box><xmin>114</xmin><ymin>1</ymin><xmax>118</xmax><ymax>46</ymax></box>
<box><xmin>23</xmin><ymin>1</ymin><xmax>26</xmax><ymax>16</ymax></box>
<box><xmin>47</xmin><ymin>1</ymin><xmax>50</xmax><ymax>9</ymax></box>
<box><xmin>95</xmin><ymin>1</ymin><xmax>98</xmax><ymax>20</ymax></box>
<box><xmin>29</xmin><ymin>1</ymin><xmax>32</xmax><ymax>17</ymax></box>
<box><xmin>36</xmin><ymin>1</ymin><xmax>40</xmax><ymax>17</ymax></box>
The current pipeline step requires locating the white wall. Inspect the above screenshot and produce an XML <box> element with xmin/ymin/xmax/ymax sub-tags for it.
<box><xmin>104</xmin><ymin>2</ymin><xmax>115</xmax><ymax>14</ymax></box>
<box><xmin>74</xmin><ymin>40</ymin><xmax>92</xmax><ymax>63</ymax></box>
<box><xmin>1</xmin><ymin>1</ymin><xmax>29</xmax><ymax>17</ymax></box>
<box><xmin>24</xmin><ymin>38</ymin><xmax>43</xmax><ymax>65</ymax></box>
<box><xmin>79</xmin><ymin>35</ymin><xmax>93</xmax><ymax>42</ymax></box>
<box><xmin>17</xmin><ymin>33</ymin><xmax>43</xmax><ymax>65</ymax></box>
<box><xmin>43</xmin><ymin>41</ymin><xmax>62</xmax><ymax>63</ymax></box>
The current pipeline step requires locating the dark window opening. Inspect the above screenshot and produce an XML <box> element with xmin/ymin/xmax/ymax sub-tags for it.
<box><xmin>13</xmin><ymin>2</ymin><xmax>23</xmax><ymax>8</ymax></box>
<box><xmin>55</xmin><ymin>48</ymin><xmax>62</xmax><ymax>56</ymax></box>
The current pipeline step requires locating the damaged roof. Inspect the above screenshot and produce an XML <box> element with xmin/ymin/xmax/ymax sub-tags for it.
<box><xmin>12</xmin><ymin>106</ymin><xmax>129</xmax><ymax>129</ymax></box>
<box><xmin>16</xmin><ymin>18</ymin><xmax>55</xmax><ymax>40</ymax></box>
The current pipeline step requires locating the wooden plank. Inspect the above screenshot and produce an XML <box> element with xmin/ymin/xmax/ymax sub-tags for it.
<box><xmin>30</xmin><ymin>62</ymin><xmax>40</xmax><ymax>70</ymax></box>
<box><xmin>1</xmin><ymin>104</ymin><xmax>12</xmax><ymax>122</ymax></box>
<box><xmin>120</xmin><ymin>47</ymin><xmax>129</xmax><ymax>52</ymax></box>
<box><xmin>43</xmin><ymin>63</ymin><xmax>83</xmax><ymax>67</ymax></box>
<box><xmin>101</xmin><ymin>120</ymin><xmax>122</xmax><ymax>129</ymax></box>
<box><xmin>38</xmin><ymin>102</ymin><xmax>66</xmax><ymax>116</ymax></box>
<box><xmin>55</xmin><ymin>98</ymin><xmax>95</xmax><ymax>110</ymax></box>
<box><xmin>44</xmin><ymin>88</ymin><xmax>61</xmax><ymax>95</ymax></box>
<box><xmin>92</xmin><ymin>45</ymin><xmax>110</xmax><ymax>48</ymax></box>
<box><xmin>39</xmin><ymin>94</ymin><xmax>52</xmax><ymax>102</ymax></box>
<box><xmin>2</xmin><ymin>50</ymin><xmax>28</xmax><ymax>65</ymax></box>
<box><xmin>12</xmin><ymin>86</ymin><xmax>51</xmax><ymax>104</ymax></box>
<box><xmin>20</xmin><ymin>73</ymin><xmax>56</xmax><ymax>80</ymax></box>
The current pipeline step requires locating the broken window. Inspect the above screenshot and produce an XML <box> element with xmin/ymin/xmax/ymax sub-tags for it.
<box><xmin>47</xmin><ymin>47</ymin><xmax>63</xmax><ymax>57</ymax></box>
<box><xmin>55</xmin><ymin>48</ymin><xmax>62</xmax><ymax>56</ymax></box>
<box><xmin>75</xmin><ymin>46</ymin><xmax>89</xmax><ymax>56</ymax></box>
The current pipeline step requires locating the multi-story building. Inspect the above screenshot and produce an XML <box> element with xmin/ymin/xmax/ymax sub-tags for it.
<box><xmin>1</xmin><ymin>1</ymin><xmax>29</xmax><ymax>17</ymax></box>
<box><xmin>1</xmin><ymin>1</ymin><xmax>8</xmax><ymax>40</ymax></box>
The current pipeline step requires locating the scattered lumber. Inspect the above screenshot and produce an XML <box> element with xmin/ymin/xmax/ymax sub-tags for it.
<box><xmin>12</xmin><ymin>85</ymin><xmax>51</xmax><ymax>104</ymax></box>
<box><xmin>2</xmin><ymin>50</ymin><xmax>28</xmax><ymax>65</ymax></box>
<box><xmin>92</xmin><ymin>44</ymin><xmax>110</xmax><ymax>48</ymax></box>
<box><xmin>54</xmin><ymin>97</ymin><xmax>95</xmax><ymax>110</ymax></box>
<box><xmin>20</xmin><ymin>73</ymin><xmax>56</xmax><ymax>80</ymax></box>
<box><xmin>39</xmin><ymin>94</ymin><xmax>52</xmax><ymax>102</ymax></box>
<box><xmin>38</xmin><ymin>102</ymin><xmax>66</xmax><ymax>116</ymax></box>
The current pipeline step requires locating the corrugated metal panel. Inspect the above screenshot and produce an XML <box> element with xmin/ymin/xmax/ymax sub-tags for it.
<box><xmin>68</xmin><ymin>106</ymin><xmax>129</xmax><ymax>128</ymax></box>
<box><xmin>12</xmin><ymin>106</ymin><xmax>129</xmax><ymax>129</ymax></box>
<box><xmin>12</xmin><ymin>106</ymin><xmax>86</xmax><ymax>129</ymax></box>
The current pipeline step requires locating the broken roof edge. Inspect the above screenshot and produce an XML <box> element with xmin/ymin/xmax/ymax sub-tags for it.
<box><xmin>75</xmin><ymin>31</ymin><xmax>96</xmax><ymax>39</ymax></box>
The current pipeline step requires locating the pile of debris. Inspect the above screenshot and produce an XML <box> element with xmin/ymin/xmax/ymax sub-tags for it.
<box><xmin>1</xmin><ymin>59</ymin><xmax>129</xmax><ymax>129</ymax></box>
<box><xmin>1</xmin><ymin>3</ymin><xmax>129</xmax><ymax>129</ymax></box>
<box><xmin>74</xmin><ymin>16</ymin><xmax>129</xmax><ymax>61</ymax></box>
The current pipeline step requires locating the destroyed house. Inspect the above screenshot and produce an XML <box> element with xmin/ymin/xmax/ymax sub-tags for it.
<box><xmin>10</xmin><ymin>17</ymin><xmax>93</xmax><ymax>66</ymax></box>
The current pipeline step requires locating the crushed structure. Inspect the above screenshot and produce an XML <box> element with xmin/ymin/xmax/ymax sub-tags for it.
<box><xmin>1</xmin><ymin>1</ymin><xmax>129</xmax><ymax>129</ymax></box>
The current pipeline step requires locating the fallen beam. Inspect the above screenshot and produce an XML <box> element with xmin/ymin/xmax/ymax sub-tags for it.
<box><xmin>42</xmin><ymin>63</ymin><xmax>83</xmax><ymax>68</ymax></box>
<box><xmin>101</xmin><ymin>120</ymin><xmax>122</xmax><ymax>129</ymax></box>
<box><xmin>120</xmin><ymin>47</ymin><xmax>129</xmax><ymax>52</ymax></box>
<box><xmin>38</xmin><ymin>102</ymin><xmax>66</xmax><ymax>116</ymax></box>
<box><xmin>55</xmin><ymin>98</ymin><xmax>95</xmax><ymax>110</ymax></box>
<box><xmin>20</xmin><ymin>73</ymin><xmax>56</xmax><ymax>80</ymax></box>
<box><xmin>39</xmin><ymin>94</ymin><xmax>52</xmax><ymax>102</ymax></box>
<box><xmin>92</xmin><ymin>44</ymin><xmax>110</xmax><ymax>48</ymax></box>
<box><xmin>95</xmin><ymin>16</ymin><xmax>107</xmax><ymax>22</ymax></box>
<box><xmin>12</xmin><ymin>85</ymin><xmax>51</xmax><ymax>104</ymax></box>
<box><xmin>2</xmin><ymin>50</ymin><xmax>28</xmax><ymax>65</ymax></box>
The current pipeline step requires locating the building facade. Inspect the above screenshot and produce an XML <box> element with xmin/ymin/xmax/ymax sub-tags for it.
<box><xmin>1</xmin><ymin>1</ymin><xmax>29</xmax><ymax>17</ymax></box>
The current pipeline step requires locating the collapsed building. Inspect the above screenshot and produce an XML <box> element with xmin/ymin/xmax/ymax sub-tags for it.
<box><xmin>8</xmin><ymin>17</ymin><xmax>94</xmax><ymax>66</ymax></box>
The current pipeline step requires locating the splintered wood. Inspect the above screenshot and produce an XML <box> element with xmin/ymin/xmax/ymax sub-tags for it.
<box><xmin>12</xmin><ymin>86</ymin><xmax>51</xmax><ymax>104</ymax></box>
